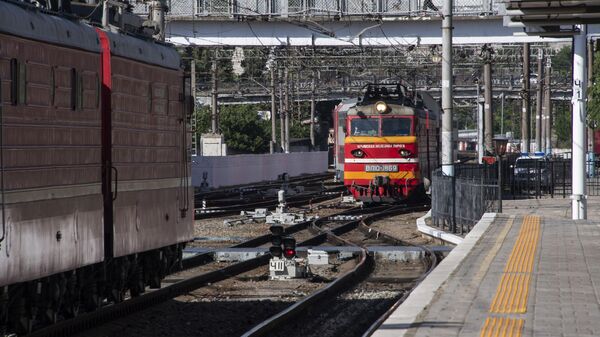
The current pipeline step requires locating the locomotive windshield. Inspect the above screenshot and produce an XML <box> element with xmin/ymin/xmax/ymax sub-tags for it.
<box><xmin>382</xmin><ymin>118</ymin><xmax>412</xmax><ymax>136</ymax></box>
<box><xmin>349</xmin><ymin>117</ymin><xmax>413</xmax><ymax>136</ymax></box>
<box><xmin>351</xmin><ymin>118</ymin><xmax>379</xmax><ymax>136</ymax></box>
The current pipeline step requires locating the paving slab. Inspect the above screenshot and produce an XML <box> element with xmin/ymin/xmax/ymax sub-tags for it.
<box><xmin>374</xmin><ymin>197</ymin><xmax>600</xmax><ymax>337</ymax></box>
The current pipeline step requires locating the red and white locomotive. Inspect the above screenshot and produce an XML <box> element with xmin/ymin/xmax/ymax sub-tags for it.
<box><xmin>334</xmin><ymin>84</ymin><xmax>440</xmax><ymax>202</ymax></box>
<box><xmin>0</xmin><ymin>1</ymin><xmax>193</xmax><ymax>334</ymax></box>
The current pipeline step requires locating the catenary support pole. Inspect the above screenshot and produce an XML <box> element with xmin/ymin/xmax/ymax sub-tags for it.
<box><xmin>310</xmin><ymin>70</ymin><xmax>316</xmax><ymax>149</ymax></box>
<box><xmin>211</xmin><ymin>59</ymin><xmax>218</xmax><ymax>134</ymax></box>
<box><xmin>572</xmin><ymin>25</ymin><xmax>588</xmax><ymax>220</ymax></box>
<box><xmin>484</xmin><ymin>60</ymin><xmax>493</xmax><ymax>154</ymax></box>
<box><xmin>544</xmin><ymin>56</ymin><xmax>552</xmax><ymax>155</ymax></box>
<box><xmin>102</xmin><ymin>1</ymin><xmax>109</xmax><ymax>27</ymax></box>
<box><xmin>535</xmin><ymin>49</ymin><xmax>544</xmax><ymax>152</ymax></box>
<box><xmin>149</xmin><ymin>0</ymin><xmax>167</xmax><ymax>41</ymax></box>
<box><xmin>278</xmin><ymin>68</ymin><xmax>285</xmax><ymax>153</ymax></box>
<box><xmin>191</xmin><ymin>59</ymin><xmax>197</xmax><ymax>154</ymax></box>
<box><xmin>284</xmin><ymin>67</ymin><xmax>290</xmax><ymax>153</ymax></box>
<box><xmin>522</xmin><ymin>43</ymin><xmax>531</xmax><ymax>153</ymax></box>
<box><xmin>270</xmin><ymin>66</ymin><xmax>277</xmax><ymax>154</ymax></box>
<box><xmin>477</xmin><ymin>82</ymin><xmax>484</xmax><ymax>163</ymax></box>
<box><xmin>500</xmin><ymin>92</ymin><xmax>504</xmax><ymax>135</ymax></box>
<box><xmin>441</xmin><ymin>0</ymin><xmax>454</xmax><ymax>176</ymax></box>
<box><xmin>588</xmin><ymin>39</ymin><xmax>595</xmax><ymax>161</ymax></box>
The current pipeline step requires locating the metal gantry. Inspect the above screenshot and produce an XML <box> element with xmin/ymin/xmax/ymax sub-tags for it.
<box><xmin>135</xmin><ymin>0</ymin><xmax>501</xmax><ymax>19</ymax></box>
<box><xmin>188</xmin><ymin>44</ymin><xmax>571</xmax><ymax>106</ymax></box>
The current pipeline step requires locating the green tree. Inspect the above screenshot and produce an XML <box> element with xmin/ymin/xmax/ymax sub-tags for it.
<box><xmin>181</xmin><ymin>47</ymin><xmax>234</xmax><ymax>85</ymax></box>
<box><xmin>196</xmin><ymin>104</ymin><xmax>272</xmax><ymax>153</ymax></box>
<box><xmin>588</xmin><ymin>50</ymin><xmax>600</xmax><ymax>130</ymax></box>
<box><xmin>551</xmin><ymin>46</ymin><xmax>574</xmax><ymax>147</ymax></box>
<box><xmin>554</xmin><ymin>101</ymin><xmax>572</xmax><ymax>148</ymax></box>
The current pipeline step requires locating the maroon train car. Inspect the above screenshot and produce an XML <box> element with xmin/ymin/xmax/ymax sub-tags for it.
<box><xmin>0</xmin><ymin>1</ymin><xmax>193</xmax><ymax>333</ymax></box>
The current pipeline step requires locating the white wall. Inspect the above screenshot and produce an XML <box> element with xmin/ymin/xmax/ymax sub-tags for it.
<box><xmin>192</xmin><ymin>152</ymin><xmax>329</xmax><ymax>188</ymax></box>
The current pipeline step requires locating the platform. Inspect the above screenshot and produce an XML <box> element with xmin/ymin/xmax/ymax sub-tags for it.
<box><xmin>374</xmin><ymin>197</ymin><xmax>600</xmax><ymax>337</ymax></box>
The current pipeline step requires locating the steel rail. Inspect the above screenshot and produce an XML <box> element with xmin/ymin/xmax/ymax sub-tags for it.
<box><xmin>241</xmin><ymin>204</ymin><xmax>428</xmax><ymax>337</ymax></box>
<box><xmin>195</xmin><ymin>189</ymin><xmax>345</xmax><ymax>218</ymax></box>
<box><xmin>194</xmin><ymin>172</ymin><xmax>334</xmax><ymax>200</ymax></box>
<box><xmin>27</xmin><ymin>204</ymin><xmax>383</xmax><ymax>337</ymax></box>
<box><xmin>183</xmin><ymin>204</ymin><xmax>371</xmax><ymax>269</ymax></box>
<box><xmin>361</xmin><ymin>211</ymin><xmax>440</xmax><ymax>337</ymax></box>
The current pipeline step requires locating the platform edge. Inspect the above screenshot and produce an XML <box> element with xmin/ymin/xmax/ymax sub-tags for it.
<box><xmin>371</xmin><ymin>212</ymin><xmax>497</xmax><ymax>337</ymax></box>
<box><xmin>416</xmin><ymin>210</ymin><xmax>464</xmax><ymax>245</ymax></box>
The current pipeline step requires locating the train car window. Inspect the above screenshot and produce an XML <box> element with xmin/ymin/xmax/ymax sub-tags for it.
<box><xmin>148</xmin><ymin>83</ymin><xmax>152</xmax><ymax>113</ymax></box>
<box><xmin>50</xmin><ymin>66</ymin><xmax>55</xmax><ymax>107</ymax></box>
<box><xmin>77</xmin><ymin>72</ymin><xmax>83</xmax><ymax>110</ymax></box>
<box><xmin>350</xmin><ymin>118</ymin><xmax>379</xmax><ymax>136</ymax></box>
<box><xmin>382</xmin><ymin>118</ymin><xmax>412</xmax><ymax>136</ymax></box>
<box><xmin>9</xmin><ymin>59</ymin><xmax>27</xmax><ymax>105</ymax></box>
<box><xmin>95</xmin><ymin>73</ymin><xmax>100</xmax><ymax>108</ymax></box>
<box><xmin>70</xmin><ymin>68</ymin><xmax>77</xmax><ymax>110</ymax></box>
<box><xmin>10</xmin><ymin>59</ymin><xmax>17</xmax><ymax>105</ymax></box>
<box><xmin>18</xmin><ymin>62</ymin><xmax>26</xmax><ymax>105</ymax></box>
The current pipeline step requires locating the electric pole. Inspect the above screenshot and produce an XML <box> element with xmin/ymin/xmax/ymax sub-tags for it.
<box><xmin>572</xmin><ymin>25</ymin><xmax>588</xmax><ymax>220</ymax></box>
<box><xmin>211</xmin><ymin>59</ymin><xmax>218</xmax><ymax>134</ymax></box>
<box><xmin>483</xmin><ymin>55</ymin><xmax>493</xmax><ymax>154</ymax></box>
<box><xmin>270</xmin><ymin>65</ymin><xmax>277</xmax><ymax>154</ymax></box>
<box><xmin>441</xmin><ymin>0</ymin><xmax>454</xmax><ymax>176</ymax></box>
<box><xmin>284</xmin><ymin>67</ymin><xmax>290</xmax><ymax>153</ymax></box>
<box><xmin>544</xmin><ymin>56</ymin><xmax>552</xmax><ymax>154</ymax></box>
<box><xmin>310</xmin><ymin>69</ymin><xmax>316</xmax><ymax>149</ymax></box>
<box><xmin>278</xmin><ymin>68</ymin><xmax>285</xmax><ymax>153</ymax></box>
<box><xmin>521</xmin><ymin>43</ymin><xmax>531</xmax><ymax>153</ymax></box>
<box><xmin>535</xmin><ymin>49</ymin><xmax>544</xmax><ymax>152</ymax></box>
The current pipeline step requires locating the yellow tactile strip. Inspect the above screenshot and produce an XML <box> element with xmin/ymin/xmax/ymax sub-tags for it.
<box><xmin>489</xmin><ymin>273</ymin><xmax>532</xmax><ymax>313</ymax></box>
<box><xmin>479</xmin><ymin>216</ymin><xmax>541</xmax><ymax>337</ymax></box>
<box><xmin>479</xmin><ymin>317</ymin><xmax>524</xmax><ymax>337</ymax></box>
<box><xmin>503</xmin><ymin>216</ymin><xmax>541</xmax><ymax>274</ymax></box>
<box><xmin>490</xmin><ymin>215</ymin><xmax>540</xmax><ymax>313</ymax></box>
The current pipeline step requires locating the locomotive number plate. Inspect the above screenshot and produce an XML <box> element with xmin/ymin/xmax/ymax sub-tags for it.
<box><xmin>365</xmin><ymin>165</ymin><xmax>398</xmax><ymax>172</ymax></box>
<box><xmin>270</xmin><ymin>260</ymin><xmax>285</xmax><ymax>272</ymax></box>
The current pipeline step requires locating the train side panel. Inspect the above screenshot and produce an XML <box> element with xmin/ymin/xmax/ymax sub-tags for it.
<box><xmin>110</xmin><ymin>55</ymin><xmax>193</xmax><ymax>258</ymax></box>
<box><xmin>0</xmin><ymin>32</ymin><xmax>104</xmax><ymax>286</ymax></box>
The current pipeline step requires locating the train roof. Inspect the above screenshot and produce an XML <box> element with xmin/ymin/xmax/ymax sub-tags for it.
<box><xmin>335</xmin><ymin>99</ymin><xmax>358</xmax><ymax>114</ymax></box>
<box><xmin>347</xmin><ymin>103</ymin><xmax>439</xmax><ymax>120</ymax></box>
<box><xmin>0</xmin><ymin>0</ymin><xmax>180</xmax><ymax>70</ymax></box>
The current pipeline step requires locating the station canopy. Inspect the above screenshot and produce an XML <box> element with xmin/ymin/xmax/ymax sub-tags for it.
<box><xmin>502</xmin><ymin>0</ymin><xmax>600</xmax><ymax>36</ymax></box>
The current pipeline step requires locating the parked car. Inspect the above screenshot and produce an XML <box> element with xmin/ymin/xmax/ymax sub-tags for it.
<box><xmin>513</xmin><ymin>155</ymin><xmax>552</xmax><ymax>191</ymax></box>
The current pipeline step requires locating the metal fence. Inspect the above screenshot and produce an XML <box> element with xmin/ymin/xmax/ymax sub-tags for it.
<box><xmin>432</xmin><ymin>157</ymin><xmax>600</xmax><ymax>235</ymax></box>
<box><xmin>134</xmin><ymin>0</ymin><xmax>500</xmax><ymax>18</ymax></box>
<box><xmin>431</xmin><ymin>166</ymin><xmax>499</xmax><ymax>234</ymax></box>
<box><xmin>505</xmin><ymin>158</ymin><xmax>600</xmax><ymax>199</ymax></box>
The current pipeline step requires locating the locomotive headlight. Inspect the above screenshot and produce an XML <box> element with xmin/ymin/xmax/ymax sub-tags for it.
<box><xmin>351</xmin><ymin>149</ymin><xmax>366</xmax><ymax>158</ymax></box>
<box><xmin>399</xmin><ymin>149</ymin><xmax>412</xmax><ymax>158</ymax></box>
<box><xmin>374</xmin><ymin>101</ymin><xmax>388</xmax><ymax>114</ymax></box>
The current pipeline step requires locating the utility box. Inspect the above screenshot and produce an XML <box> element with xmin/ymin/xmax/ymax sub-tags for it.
<box><xmin>201</xmin><ymin>133</ymin><xmax>227</xmax><ymax>156</ymax></box>
<box><xmin>269</xmin><ymin>257</ymin><xmax>307</xmax><ymax>280</ymax></box>
<box><xmin>307</xmin><ymin>250</ymin><xmax>329</xmax><ymax>265</ymax></box>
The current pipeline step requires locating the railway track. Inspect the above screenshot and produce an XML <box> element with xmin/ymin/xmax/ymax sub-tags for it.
<box><xmin>195</xmin><ymin>172</ymin><xmax>335</xmax><ymax>204</ymax></box>
<box><xmin>241</xmin><ymin>204</ymin><xmax>436</xmax><ymax>337</ymax></box>
<box><xmin>195</xmin><ymin>189</ymin><xmax>345</xmax><ymax>219</ymax></box>
<box><xmin>26</xmin><ymin>201</ymin><xmax>375</xmax><ymax>337</ymax></box>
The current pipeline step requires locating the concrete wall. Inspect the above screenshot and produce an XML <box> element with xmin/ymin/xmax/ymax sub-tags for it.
<box><xmin>192</xmin><ymin>152</ymin><xmax>329</xmax><ymax>188</ymax></box>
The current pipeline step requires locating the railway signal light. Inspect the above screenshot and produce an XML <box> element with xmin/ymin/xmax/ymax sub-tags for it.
<box><xmin>282</xmin><ymin>237</ymin><xmax>297</xmax><ymax>259</ymax></box>
<box><xmin>270</xmin><ymin>225</ymin><xmax>284</xmax><ymax>258</ymax></box>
